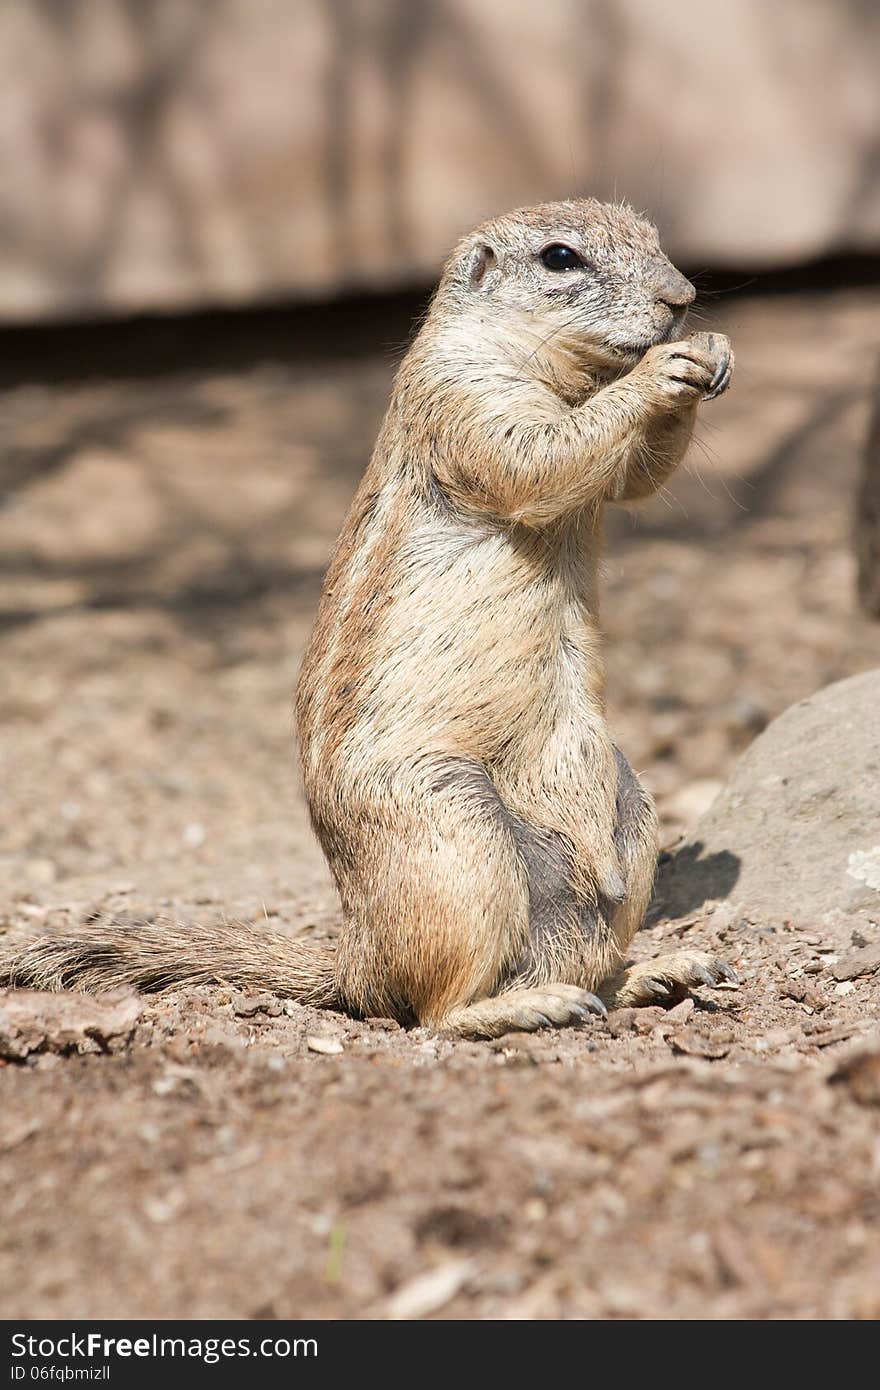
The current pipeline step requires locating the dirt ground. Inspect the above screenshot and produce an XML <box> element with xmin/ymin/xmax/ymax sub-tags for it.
<box><xmin>1</xmin><ymin>277</ymin><xmax>880</xmax><ymax>1320</ymax></box>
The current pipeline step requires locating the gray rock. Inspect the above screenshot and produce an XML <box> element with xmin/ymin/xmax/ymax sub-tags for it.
<box><xmin>653</xmin><ymin>670</ymin><xmax>880</xmax><ymax>938</ymax></box>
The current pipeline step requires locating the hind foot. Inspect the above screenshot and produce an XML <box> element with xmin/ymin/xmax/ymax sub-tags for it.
<box><xmin>440</xmin><ymin>983</ymin><xmax>607</xmax><ymax>1040</ymax></box>
<box><xmin>599</xmin><ymin>950</ymin><xmax>738</xmax><ymax>1009</ymax></box>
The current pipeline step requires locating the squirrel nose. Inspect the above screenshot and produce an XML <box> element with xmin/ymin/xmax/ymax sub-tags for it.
<box><xmin>653</xmin><ymin>263</ymin><xmax>696</xmax><ymax>311</ymax></box>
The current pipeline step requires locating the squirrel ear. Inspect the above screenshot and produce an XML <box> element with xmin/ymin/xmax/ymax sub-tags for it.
<box><xmin>467</xmin><ymin>243</ymin><xmax>497</xmax><ymax>289</ymax></box>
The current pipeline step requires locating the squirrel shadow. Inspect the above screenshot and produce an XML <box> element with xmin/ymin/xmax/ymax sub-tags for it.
<box><xmin>647</xmin><ymin>841</ymin><xmax>741</xmax><ymax>924</ymax></box>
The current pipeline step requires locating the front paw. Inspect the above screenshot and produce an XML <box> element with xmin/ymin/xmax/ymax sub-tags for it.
<box><xmin>689</xmin><ymin>331</ymin><xmax>734</xmax><ymax>401</ymax></box>
<box><xmin>638</xmin><ymin>333</ymin><xmax>734</xmax><ymax>406</ymax></box>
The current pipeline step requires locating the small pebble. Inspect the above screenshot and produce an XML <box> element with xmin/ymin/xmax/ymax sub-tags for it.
<box><xmin>665</xmin><ymin>997</ymin><xmax>695</xmax><ymax>1024</ymax></box>
<box><xmin>307</xmin><ymin>1035</ymin><xmax>344</xmax><ymax>1055</ymax></box>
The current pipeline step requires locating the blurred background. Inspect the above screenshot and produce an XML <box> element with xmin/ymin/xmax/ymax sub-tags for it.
<box><xmin>1</xmin><ymin>0</ymin><xmax>879</xmax><ymax>920</ymax></box>
<box><xmin>2</xmin><ymin>0</ymin><xmax>879</xmax><ymax>317</ymax></box>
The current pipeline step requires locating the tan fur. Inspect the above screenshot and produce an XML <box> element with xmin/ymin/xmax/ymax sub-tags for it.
<box><xmin>1</xmin><ymin>199</ymin><xmax>735</xmax><ymax>1037</ymax></box>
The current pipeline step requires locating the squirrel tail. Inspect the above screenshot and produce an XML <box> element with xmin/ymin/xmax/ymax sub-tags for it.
<box><xmin>0</xmin><ymin>914</ymin><xmax>339</xmax><ymax>1006</ymax></box>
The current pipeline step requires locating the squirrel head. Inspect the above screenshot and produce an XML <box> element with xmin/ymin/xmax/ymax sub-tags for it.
<box><xmin>434</xmin><ymin>199</ymin><xmax>695</xmax><ymax>390</ymax></box>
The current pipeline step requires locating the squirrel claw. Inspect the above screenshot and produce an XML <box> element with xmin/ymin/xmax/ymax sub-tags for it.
<box><xmin>703</xmin><ymin>355</ymin><xmax>734</xmax><ymax>401</ymax></box>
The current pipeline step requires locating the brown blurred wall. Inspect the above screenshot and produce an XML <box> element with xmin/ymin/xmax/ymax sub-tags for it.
<box><xmin>1</xmin><ymin>0</ymin><xmax>878</xmax><ymax>323</ymax></box>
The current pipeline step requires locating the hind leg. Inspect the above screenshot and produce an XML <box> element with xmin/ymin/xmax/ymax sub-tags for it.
<box><xmin>443</xmin><ymin>983</ymin><xmax>606</xmax><ymax>1039</ymax></box>
<box><xmin>604</xmin><ymin>745</ymin><xmax>659</xmax><ymax>955</ymax></box>
<box><xmin>598</xmin><ymin>748</ymin><xmax>737</xmax><ymax>1007</ymax></box>
<box><xmin>602</xmin><ymin>951</ymin><xmax>738</xmax><ymax>1007</ymax></box>
<box><xmin>330</xmin><ymin>758</ymin><xmax>604</xmax><ymax>1036</ymax></box>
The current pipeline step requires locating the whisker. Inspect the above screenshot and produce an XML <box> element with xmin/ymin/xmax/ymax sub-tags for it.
<box><xmin>513</xmin><ymin>308</ymin><xmax>591</xmax><ymax>374</ymax></box>
<box><xmin>696</xmin><ymin>277</ymin><xmax>759</xmax><ymax>298</ymax></box>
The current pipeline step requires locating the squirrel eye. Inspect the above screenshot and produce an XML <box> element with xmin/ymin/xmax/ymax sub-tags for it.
<box><xmin>540</xmin><ymin>244</ymin><xmax>586</xmax><ymax>272</ymax></box>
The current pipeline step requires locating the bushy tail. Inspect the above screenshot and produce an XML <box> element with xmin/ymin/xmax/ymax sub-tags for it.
<box><xmin>0</xmin><ymin>913</ymin><xmax>339</xmax><ymax>1007</ymax></box>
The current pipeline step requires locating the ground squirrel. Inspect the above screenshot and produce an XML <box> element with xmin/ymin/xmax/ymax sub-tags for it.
<box><xmin>3</xmin><ymin>199</ymin><xmax>736</xmax><ymax>1037</ymax></box>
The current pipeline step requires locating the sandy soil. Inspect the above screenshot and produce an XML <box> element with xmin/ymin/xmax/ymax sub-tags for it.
<box><xmin>1</xmin><ymin>280</ymin><xmax>879</xmax><ymax>1320</ymax></box>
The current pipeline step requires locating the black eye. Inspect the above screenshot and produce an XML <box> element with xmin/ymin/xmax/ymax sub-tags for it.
<box><xmin>540</xmin><ymin>244</ymin><xmax>586</xmax><ymax>272</ymax></box>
